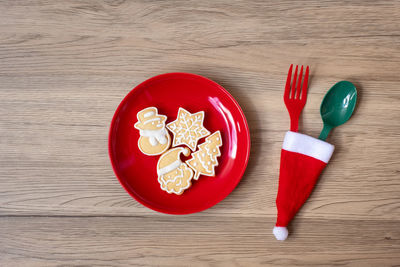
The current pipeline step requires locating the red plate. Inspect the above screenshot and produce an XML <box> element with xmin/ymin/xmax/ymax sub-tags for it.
<box><xmin>109</xmin><ymin>73</ymin><xmax>250</xmax><ymax>214</ymax></box>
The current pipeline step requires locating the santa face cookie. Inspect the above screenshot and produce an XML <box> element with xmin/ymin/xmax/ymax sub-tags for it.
<box><xmin>134</xmin><ymin>107</ymin><xmax>171</xmax><ymax>156</ymax></box>
<box><xmin>157</xmin><ymin>147</ymin><xmax>194</xmax><ymax>195</ymax></box>
<box><xmin>186</xmin><ymin>131</ymin><xmax>222</xmax><ymax>180</ymax></box>
<box><xmin>166</xmin><ymin>108</ymin><xmax>210</xmax><ymax>151</ymax></box>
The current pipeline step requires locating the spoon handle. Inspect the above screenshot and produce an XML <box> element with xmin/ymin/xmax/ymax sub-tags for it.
<box><xmin>318</xmin><ymin>124</ymin><xmax>332</xmax><ymax>141</ymax></box>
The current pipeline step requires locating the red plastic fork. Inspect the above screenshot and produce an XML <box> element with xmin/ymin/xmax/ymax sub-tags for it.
<box><xmin>284</xmin><ymin>64</ymin><xmax>309</xmax><ymax>132</ymax></box>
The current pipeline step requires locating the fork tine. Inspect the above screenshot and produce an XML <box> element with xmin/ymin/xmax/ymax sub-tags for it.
<box><xmin>284</xmin><ymin>64</ymin><xmax>293</xmax><ymax>100</ymax></box>
<box><xmin>291</xmin><ymin>65</ymin><xmax>298</xmax><ymax>99</ymax></box>
<box><xmin>301</xmin><ymin>66</ymin><xmax>309</xmax><ymax>100</ymax></box>
<box><xmin>295</xmin><ymin>65</ymin><xmax>303</xmax><ymax>99</ymax></box>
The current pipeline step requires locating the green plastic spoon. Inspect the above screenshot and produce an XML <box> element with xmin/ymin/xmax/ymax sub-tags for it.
<box><xmin>319</xmin><ymin>81</ymin><xmax>357</xmax><ymax>140</ymax></box>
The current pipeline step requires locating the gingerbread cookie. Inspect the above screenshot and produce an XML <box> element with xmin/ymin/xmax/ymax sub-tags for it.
<box><xmin>134</xmin><ymin>107</ymin><xmax>171</xmax><ymax>155</ymax></box>
<box><xmin>166</xmin><ymin>108</ymin><xmax>210</xmax><ymax>151</ymax></box>
<box><xmin>186</xmin><ymin>131</ymin><xmax>222</xmax><ymax>180</ymax></box>
<box><xmin>157</xmin><ymin>147</ymin><xmax>194</xmax><ymax>195</ymax></box>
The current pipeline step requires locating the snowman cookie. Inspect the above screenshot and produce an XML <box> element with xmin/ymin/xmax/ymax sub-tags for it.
<box><xmin>157</xmin><ymin>147</ymin><xmax>194</xmax><ymax>195</ymax></box>
<box><xmin>134</xmin><ymin>107</ymin><xmax>171</xmax><ymax>156</ymax></box>
<box><xmin>167</xmin><ymin>107</ymin><xmax>210</xmax><ymax>151</ymax></box>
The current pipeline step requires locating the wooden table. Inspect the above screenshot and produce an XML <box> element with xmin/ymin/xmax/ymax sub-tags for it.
<box><xmin>1</xmin><ymin>1</ymin><xmax>399</xmax><ymax>266</ymax></box>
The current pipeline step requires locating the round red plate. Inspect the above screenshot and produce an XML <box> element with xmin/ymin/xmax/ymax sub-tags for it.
<box><xmin>109</xmin><ymin>73</ymin><xmax>250</xmax><ymax>214</ymax></box>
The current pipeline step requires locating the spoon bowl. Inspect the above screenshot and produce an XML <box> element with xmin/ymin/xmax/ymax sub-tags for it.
<box><xmin>319</xmin><ymin>81</ymin><xmax>357</xmax><ymax>140</ymax></box>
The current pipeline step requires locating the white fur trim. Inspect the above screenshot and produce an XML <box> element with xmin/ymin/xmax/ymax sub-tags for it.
<box><xmin>182</xmin><ymin>147</ymin><xmax>190</xmax><ymax>157</ymax></box>
<box><xmin>157</xmin><ymin>160</ymin><xmax>181</xmax><ymax>176</ymax></box>
<box><xmin>273</xmin><ymin>226</ymin><xmax>288</xmax><ymax>241</ymax></box>
<box><xmin>282</xmin><ymin>131</ymin><xmax>334</xmax><ymax>163</ymax></box>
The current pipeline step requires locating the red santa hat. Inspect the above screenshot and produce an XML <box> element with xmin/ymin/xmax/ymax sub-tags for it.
<box><xmin>274</xmin><ymin>131</ymin><xmax>334</xmax><ymax>241</ymax></box>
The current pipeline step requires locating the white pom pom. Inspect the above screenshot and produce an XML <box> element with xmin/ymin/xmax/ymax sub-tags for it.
<box><xmin>273</xmin><ymin>226</ymin><xmax>288</xmax><ymax>241</ymax></box>
<box><xmin>182</xmin><ymin>147</ymin><xmax>190</xmax><ymax>156</ymax></box>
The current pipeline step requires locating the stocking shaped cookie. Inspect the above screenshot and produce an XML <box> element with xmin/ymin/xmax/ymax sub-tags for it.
<box><xmin>134</xmin><ymin>107</ymin><xmax>171</xmax><ymax>155</ymax></box>
<box><xmin>186</xmin><ymin>131</ymin><xmax>222</xmax><ymax>180</ymax></box>
<box><xmin>157</xmin><ymin>147</ymin><xmax>194</xmax><ymax>195</ymax></box>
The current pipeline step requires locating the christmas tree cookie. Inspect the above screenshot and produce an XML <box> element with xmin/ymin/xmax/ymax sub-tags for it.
<box><xmin>166</xmin><ymin>108</ymin><xmax>210</xmax><ymax>151</ymax></box>
<box><xmin>186</xmin><ymin>131</ymin><xmax>222</xmax><ymax>180</ymax></box>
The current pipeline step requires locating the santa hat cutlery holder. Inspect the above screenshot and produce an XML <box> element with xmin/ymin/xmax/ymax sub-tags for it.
<box><xmin>273</xmin><ymin>131</ymin><xmax>334</xmax><ymax>241</ymax></box>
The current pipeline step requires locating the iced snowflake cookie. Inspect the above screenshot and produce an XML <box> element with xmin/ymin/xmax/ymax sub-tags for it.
<box><xmin>186</xmin><ymin>131</ymin><xmax>222</xmax><ymax>180</ymax></box>
<box><xmin>157</xmin><ymin>147</ymin><xmax>194</xmax><ymax>195</ymax></box>
<box><xmin>166</xmin><ymin>108</ymin><xmax>210</xmax><ymax>151</ymax></box>
<box><xmin>134</xmin><ymin>107</ymin><xmax>171</xmax><ymax>156</ymax></box>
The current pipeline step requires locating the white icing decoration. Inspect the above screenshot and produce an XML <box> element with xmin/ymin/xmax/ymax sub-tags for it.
<box><xmin>156</xmin><ymin>147</ymin><xmax>194</xmax><ymax>194</ymax></box>
<box><xmin>149</xmin><ymin>136</ymin><xmax>157</xmax><ymax>146</ymax></box>
<box><xmin>139</xmin><ymin>128</ymin><xmax>168</xmax><ymax>146</ymax></box>
<box><xmin>143</xmin><ymin>117</ymin><xmax>161</xmax><ymax>125</ymax></box>
<box><xmin>186</xmin><ymin>131</ymin><xmax>222</xmax><ymax>179</ymax></box>
<box><xmin>157</xmin><ymin>160</ymin><xmax>181</xmax><ymax>176</ymax></box>
<box><xmin>144</xmin><ymin>111</ymin><xmax>155</xmax><ymax>118</ymax></box>
<box><xmin>159</xmin><ymin>171</ymin><xmax>182</xmax><ymax>191</ymax></box>
<box><xmin>157</xmin><ymin>163</ymin><xmax>193</xmax><ymax>195</ymax></box>
<box><xmin>134</xmin><ymin>107</ymin><xmax>171</xmax><ymax>156</ymax></box>
<box><xmin>198</xmin><ymin>152</ymin><xmax>211</xmax><ymax>172</ymax></box>
<box><xmin>166</xmin><ymin>107</ymin><xmax>210</xmax><ymax>151</ymax></box>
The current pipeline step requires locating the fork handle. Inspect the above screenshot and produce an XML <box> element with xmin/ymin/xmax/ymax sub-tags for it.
<box><xmin>289</xmin><ymin>112</ymin><xmax>301</xmax><ymax>132</ymax></box>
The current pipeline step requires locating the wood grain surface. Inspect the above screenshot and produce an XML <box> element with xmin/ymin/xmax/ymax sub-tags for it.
<box><xmin>1</xmin><ymin>0</ymin><xmax>399</xmax><ymax>266</ymax></box>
